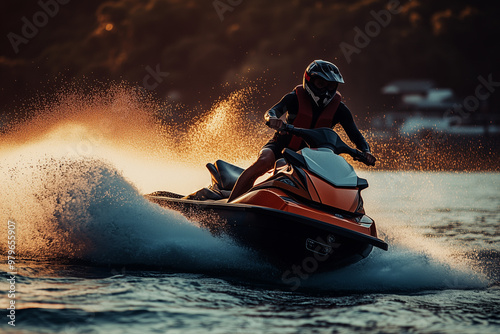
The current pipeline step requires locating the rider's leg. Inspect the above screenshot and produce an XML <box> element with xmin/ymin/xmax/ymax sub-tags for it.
<box><xmin>228</xmin><ymin>148</ymin><xmax>276</xmax><ymax>202</ymax></box>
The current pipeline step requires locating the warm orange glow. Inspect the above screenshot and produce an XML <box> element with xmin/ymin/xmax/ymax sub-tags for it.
<box><xmin>226</xmin><ymin>24</ymin><xmax>240</xmax><ymax>34</ymax></box>
<box><xmin>0</xmin><ymin>85</ymin><xmax>270</xmax><ymax>194</ymax></box>
<box><xmin>0</xmin><ymin>84</ymin><xmax>273</xmax><ymax>261</ymax></box>
<box><xmin>181</xmin><ymin>87</ymin><xmax>270</xmax><ymax>166</ymax></box>
<box><xmin>431</xmin><ymin>9</ymin><xmax>452</xmax><ymax>35</ymax></box>
<box><xmin>105</xmin><ymin>23</ymin><xmax>114</xmax><ymax>31</ymax></box>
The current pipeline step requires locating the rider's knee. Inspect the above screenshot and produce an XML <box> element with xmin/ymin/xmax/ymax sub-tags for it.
<box><xmin>256</xmin><ymin>150</ymin><xmax>275</xmax><ymax>169</ymax></box>
<box><xmin>246</xmin><ymin>150</ymin><xmax>273</xmax><ymax>176</ymax></box>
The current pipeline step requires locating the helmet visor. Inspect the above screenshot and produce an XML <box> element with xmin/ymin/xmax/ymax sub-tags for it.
<box><xmin>312</xmin><ymin>77</ymin><xmax>338</xmax><ymax>92</ymax></box>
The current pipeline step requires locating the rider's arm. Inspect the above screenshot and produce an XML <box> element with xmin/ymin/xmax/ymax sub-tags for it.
<box><xmin>336</xmin><ymin>102</ymin><xmax>371</xmax><ymax>153</ymax></box>
<box><xmin>264</xmin><ymin>92</ymin><xmax>298</xmax><ymax>123</ymax></box>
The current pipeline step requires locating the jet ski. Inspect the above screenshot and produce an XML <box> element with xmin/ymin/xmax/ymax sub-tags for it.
<box><xmin>145</xmin><ymin>124</ymin><xmax>388</xmax><ymax>271</ymax></box>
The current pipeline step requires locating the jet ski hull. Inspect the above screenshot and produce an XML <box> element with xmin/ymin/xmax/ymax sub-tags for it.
<box><xmin>146</xmin><ymin>194</ymin><xmax>386</xmax><ymax>271</ymax></box>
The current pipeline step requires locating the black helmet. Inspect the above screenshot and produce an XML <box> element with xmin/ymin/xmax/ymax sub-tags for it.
<box><xmin>303</xmin><ymin>60</ymin><xmax>344</xmax><ymax>108</ymax></box>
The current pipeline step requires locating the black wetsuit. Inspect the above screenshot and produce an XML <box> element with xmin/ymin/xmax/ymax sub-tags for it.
<box><xmin>264</xmin><ymin>90</ymin><xmax>370</xmax><ymax>158</ymax></box>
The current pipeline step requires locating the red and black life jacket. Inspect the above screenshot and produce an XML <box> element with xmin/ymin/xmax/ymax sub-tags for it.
<box><xmin>288</xmin><ymin>85</ymin><xmax>342</xmax><ymax>151</ymax></box>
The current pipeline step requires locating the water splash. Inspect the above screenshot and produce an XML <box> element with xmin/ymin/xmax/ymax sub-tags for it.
<box><xmin>1</xmin><ymin>83</ymin><xmax>270</xmax><ymax>192</ymax></box>
<box><xmin>0</xmin><ymin>84</ymin><xmax>494</xmax><ymax>291</ymax></box>
<box><xmin>0</xmin><ymin>83</ymin><xmax>272</xmax><ymax>272</ymax></box>
<box><xmin>299</xmin><ymin>244</ymin><xmax>490</xmax><ymax>293</ymax></box>
<box><xmin>0</xmin><ymin>155</ymin><xmax>268</xmax><ymax>273</ymax></box>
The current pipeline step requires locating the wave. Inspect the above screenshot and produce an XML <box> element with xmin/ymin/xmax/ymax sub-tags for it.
<box><xmin>0</xmin><ymin>155</ymin><xmax>266</xmax><ymax>274</ymax></box>
<box><xmin>296</xmin><ymin>245</ymin><xmax>490</xmax><ymax>293</ymax></box>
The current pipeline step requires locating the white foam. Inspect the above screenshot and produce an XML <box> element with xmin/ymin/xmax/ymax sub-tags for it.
<box><xmin>300</xmin><ymin>244</ymin><xmax>489</xmax><ymax>292</ymax></box>
<box><xmin>0</xmin><ymin>155</ymin><xmax>264</xmax><ymax>272</ymax></box>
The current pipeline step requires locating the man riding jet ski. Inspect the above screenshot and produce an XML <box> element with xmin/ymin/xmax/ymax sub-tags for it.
<box><xmin>146</xmin><ymin>124</ymin><xmax>387</xmax><ymax>271</ymax></box>
<box><xmin>228</xmin><ymin>59</ymin><xmax>376</xmax><ymax>202</ymax></box>
<box><xmin>146</xmin><ymin>60</ymin><xmax>386</xmax><ymax>271</ymax></box>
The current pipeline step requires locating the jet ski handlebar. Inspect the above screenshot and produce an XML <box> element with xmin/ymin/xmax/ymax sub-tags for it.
<box><xmin>279</xmin><ymin>123</ymin><xmax>373</xmax><ymax>166</ymax></box>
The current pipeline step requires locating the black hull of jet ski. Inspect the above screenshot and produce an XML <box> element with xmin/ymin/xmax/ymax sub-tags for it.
<box><xmin>146</xmin><ymin>195</ymin><xmax>386</xmax><ymax>271</ymax></box>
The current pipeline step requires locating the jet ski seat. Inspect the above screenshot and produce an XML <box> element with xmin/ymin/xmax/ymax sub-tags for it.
<box><xmin>206</xmin><ymin>160</ymin><xmax>244</xmax><ymax>191</ymax></box>
<box><xmin>184</xmin><ymin>160</ymin><xmax>244</xmax><ymax>201</ymax></box>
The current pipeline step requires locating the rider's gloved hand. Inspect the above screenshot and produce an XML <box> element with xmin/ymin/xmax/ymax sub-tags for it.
<box><xmin>363</xmin><ymin>152</ymin><xmax>376</xmax><ymax>166</ymax></box>
<box><xmin>267</xmin><ymin>117</ymin><xmax>284</xmax><ymax>130</ymax></box>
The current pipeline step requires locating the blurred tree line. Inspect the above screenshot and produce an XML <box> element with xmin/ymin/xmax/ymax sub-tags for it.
<box><xmin>1</xmin><ymin>0</ymin><xmax>499</xmax><ymax>124</ymax></box>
